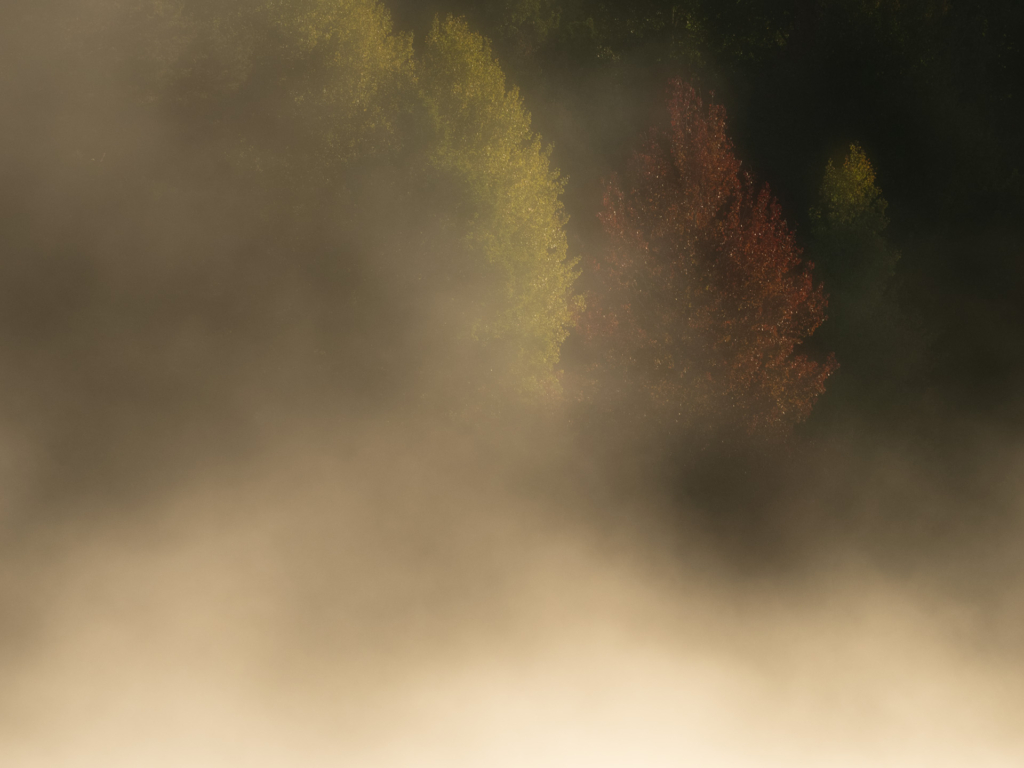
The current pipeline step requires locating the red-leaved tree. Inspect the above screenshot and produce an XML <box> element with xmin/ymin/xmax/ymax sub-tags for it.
<box><xmin>577</xmin><ymin>80</ymin><xmax>836</xmax><ymax>437</ymax></box>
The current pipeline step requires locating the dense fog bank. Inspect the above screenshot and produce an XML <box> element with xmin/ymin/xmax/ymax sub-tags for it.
<box><xmin>1</xmin><ymin>416</ymin><xmax>1023</xmax><ymax>767</ymax></box>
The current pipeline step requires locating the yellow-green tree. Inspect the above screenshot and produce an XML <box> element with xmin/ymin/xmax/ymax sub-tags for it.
<box><xmin>419</xmin><ymin>16</ymin><xmax>581</xmax><ymax>398</ymax></box>
<box><xmin>809</xmin><ymin>143</ymin><xmax>918</xmax><ymax>404</ymax></box>
<box><xmin>811</xmin><ymin>143</ymin><xmax>899</xmax><ymax>321</ymax></box>
<box><xmin>102</xmin><ymin>2</ymin><xmax>580</xmax><ymax>402</ymax></box>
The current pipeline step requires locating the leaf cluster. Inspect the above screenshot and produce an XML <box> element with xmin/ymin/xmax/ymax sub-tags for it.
<box><xmin>578</xmin><ymin>81</ymin><xmax>836</xmax><ymax>439</ymax></box>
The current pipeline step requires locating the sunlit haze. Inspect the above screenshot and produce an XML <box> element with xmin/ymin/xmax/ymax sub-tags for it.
<box><xmin>2</xmin><ymin>1</ymin><xmax>1023</xmax><ymax>765</ymax></box>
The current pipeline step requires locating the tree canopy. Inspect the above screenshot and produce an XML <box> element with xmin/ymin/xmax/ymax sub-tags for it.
<box><xmin>419</xmin><ymin>16</ymin><xmax>581</xmax><ymax>398</ymax></box>
<box><xmin>811</xmin><ymin>144</ymin><xmax>900</xmax><ymax>319</ymax></box>
<box><xmin>577</xmin><ymin>81</ymin><xmax>835</xmax><ymax>438</ymax></box>
<box><xmin>49</xmin><ymin>0</ymin><xmax>582</xmax><ymax>407</ymax></box>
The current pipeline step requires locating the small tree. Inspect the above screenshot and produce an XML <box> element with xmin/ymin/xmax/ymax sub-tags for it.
<box><xmin>113</xmin><ymin>4</ymin><xmax>580</xmax><ymax>404</ymax></box>
<box><xmin>809</xmin><ymin>143</ymin><xmax>919</xmax><ymax>403</ymax></box>
<box><xmin>810</xmin><ymin>143</ymin><xmax>900</xmax><ymax>326</ymax></box>
<box><xmin>578</xmin><ymin>79</ymin><xmax>835</xmax><ymax>436</ymax></box>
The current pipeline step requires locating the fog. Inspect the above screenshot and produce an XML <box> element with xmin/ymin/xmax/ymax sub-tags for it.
<box><xmin>2</xmin><ymin>0</ymin><xmax>1024</xmax><ymax>765</ymax></box>
<box><xmin>0</xmin><ymin>410</ymin><xmax>1021</xmax><ymax>766</ymax></box>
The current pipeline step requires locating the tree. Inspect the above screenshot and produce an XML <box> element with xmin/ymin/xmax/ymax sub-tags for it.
<box><xmin>807</xmin><ymin>143</ymin><xmax>924</xmax><ymax>406</ymax></box>
<box><xmin>810</xmin><ymin>143</ymin><xmax>900</xmax><ymax>322</ymax></box>
<box><xmin>117</xmin><ymin>0</ymin><xmax>418</xmax><ymax>183</ymax></box>
<box><xmin>418</xmin><ymin>16</ymin><xmax>582</xmax><ymax>399</ymax></box>
<box><xmin>577</xmin><ymin>79</ymin><xmax>835</xmax><ymax>437</ymax></box>
<box><xmin>492</xmin><ymin>0</ymin><xmax>564</xmax><ymax>58</ymax></box>
<box><xmin>74</xmin><ymin>2</ymin><xmax>580</xmax><ymax>405</ymax></box>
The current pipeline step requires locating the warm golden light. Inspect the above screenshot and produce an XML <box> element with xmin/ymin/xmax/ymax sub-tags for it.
<box><xmin>3</xmin><ymin>428</ymin><xmax>1022</xmax><ymax>767</ymax></box>
<box><xmin>2</xmin><ymin>2</ymin><xmax>1023</xmax><ymax>765</ymax></box>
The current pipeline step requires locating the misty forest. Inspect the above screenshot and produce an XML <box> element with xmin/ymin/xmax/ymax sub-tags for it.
<box><xmin>2</xmin><ymin>1</ymin><xmax>1024</xmax><ymax>765</ymax></box>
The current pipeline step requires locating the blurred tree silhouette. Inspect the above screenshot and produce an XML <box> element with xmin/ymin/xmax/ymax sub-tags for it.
<box><xmin>57</xmin><ymin>0</ymin><xmax>581</xmax><ymax>406</ymax></box>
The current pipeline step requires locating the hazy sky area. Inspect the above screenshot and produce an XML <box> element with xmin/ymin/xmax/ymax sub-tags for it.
<box><xmin>1</xmin><ymin>1</ymin><xmax>1023</xmax><ymax>765</ymax></box>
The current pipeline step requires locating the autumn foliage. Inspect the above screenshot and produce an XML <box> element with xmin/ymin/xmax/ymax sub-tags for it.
<box><xmin>578</xmin><ymin>80</ymin><xmax>836</xmax><ymax>436</ymax></box>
